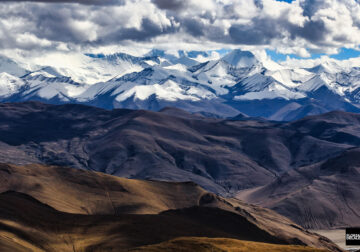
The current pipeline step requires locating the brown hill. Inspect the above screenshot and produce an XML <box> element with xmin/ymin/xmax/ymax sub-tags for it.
<box><xmin>0</xmin><ymin>191</ymin><xmax>281</xmax><ymax>251</ymax></box>
<box><xmin>0</xmin><ymin>163</ymin><xmax>341</xmax><ymax>251</ymax></box>
<box><xmin>237</xmin><ymin>148</ymin><xmax>360</xmax><ymax>229</ymax></box>
<box><xmin>131</xmin><ymin>237</ymin><xmax>329</xmax><ymax>252</ymax></box>
<box><xmin>0</xmin><ymin>102</ymin><xmax>358</xmax><ymax>195</ymax></box>
<box><xmin>1</xmin><ymin>102</ymin><xmax>360</xmax><ymax>230</ymax></box>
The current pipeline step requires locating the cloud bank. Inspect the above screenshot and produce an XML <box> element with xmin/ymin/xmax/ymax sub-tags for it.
<box><xmin>0</xmin><ymin>0</ymin><xmax>359</xmax><ymax>56</ymax></box>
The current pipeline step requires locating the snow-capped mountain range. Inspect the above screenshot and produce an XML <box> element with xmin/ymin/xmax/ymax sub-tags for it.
<box><xmin>1</xmin><ymin>49</ymin><xmax>360</xmax><ymax>121</ymax></box>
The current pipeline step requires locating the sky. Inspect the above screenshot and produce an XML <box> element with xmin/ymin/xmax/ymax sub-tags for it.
<box><xmin>0</xmin><ymin>0</ymin><xmax>359</xmax><ymax>61</ymax></box>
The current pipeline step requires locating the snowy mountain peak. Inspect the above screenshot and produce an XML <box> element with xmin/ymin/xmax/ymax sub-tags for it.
<box><xmin>178</xmin><ymin>50</ymin><xmax>210</xmax><ymax>59</ymax></box>
<box><xmin>0</xmin><ymin>55</ymin><xmax>28</xmax><ymax>77</ymax></box>
<box><xmin>146</xmin><ymin>49</ymin><xmax>166</xmax><ymax>58</ymax></box>
<box><xmin>308</xmin><ymin>61</ymin><xmax>343</xmax><ymax>74</ymax></box>
<box><xmin>0</xmin><ymin>72</ymin><xmax>25</xmax><ymax>97</ymax></box>
<box><xmin>221</xmin><ymin>49</ymin><xmax>259</xmax><ymax>68</ymax></box>
<box><xmin>1</xmin><ymin>49</ymin><xmax>360</xmax><ymax>121</ymax></box>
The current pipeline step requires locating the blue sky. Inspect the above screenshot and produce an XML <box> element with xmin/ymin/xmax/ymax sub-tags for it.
<box><xmin>266</xmin><ymin>48</ymin><xmax>360</xmax><ymax>62</ymax></box>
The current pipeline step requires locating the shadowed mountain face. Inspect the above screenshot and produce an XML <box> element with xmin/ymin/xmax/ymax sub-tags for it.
<box><xmin>0</xmin><ymin>102</ymin><xmax>358</xmax><ymax>192</ymax></box>
<box><xmin>237</xmin><ymin>148</ymin><xmax>360</xmax><ymax>230</ymax></box>
<box><xmin>0</xmin><ymin>163</ymin><xmax>341</xmax><ymax>252</ymax></box>
<box><xmin>0</xmin><ymin>102</ymin><xmax>359</xmax><ymax>229</ymax></box>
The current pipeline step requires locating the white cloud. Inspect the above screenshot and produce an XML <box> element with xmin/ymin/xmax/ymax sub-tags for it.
<box><xmin>0</xmin><ymin>0</ymin><xmax>358</xmax><ymax>57</ymax></box>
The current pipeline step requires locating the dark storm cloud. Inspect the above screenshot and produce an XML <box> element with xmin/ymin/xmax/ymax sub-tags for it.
<box><xmin>228</xmin><ymin>13</ymin><xmax>329</xmax><ymax>46</ymax></box>
<box><xmin>34</xmin><ymin>8</ymin><xmax>85</xmax><ymax>42</ymax></box>
<box><xmin>229</xmin><ymin>18</ymin><xmax>280</xmax><ymax>45</ymax></box>
<box><xmin>290</xmin><ymin>19</ymin><xmax>328</xmax><ymax>43</ymax></box>
<box><xmin>254</xmin><ymin>0</ymin><xmax>263</xmax><ymax>9</ymax></box>
<box><xmin>182</xmin><ymin>18</ymin><xmax>205</xmax><ymax>37</ymax></box>
<box><xmin>229</xmin><ymin>25</ymin><xmax>270</xmax><ymax>45</ymax></box>
<box><xmin>300</xmin><ymin>0</ymin><xmax>331</xmax><ymax>17</ymax></box>
<box><xmin>102</xmin><ymin>18</ymin><xmax>178</xmax><ymax>43</ymax></box>
<box><xmin>151</xmin><ymin>0</ymin><xmax>186</xmax><ymax>10</ymax></box>
<box><xmin>229</xmin><ymin>18</ymin><xmax>328</xmax><ymax>45</ymax></box>
<box><xmin>0</xmin><ymin>0</ymin><xmax>178</xmax><ymax>50</ymax></box>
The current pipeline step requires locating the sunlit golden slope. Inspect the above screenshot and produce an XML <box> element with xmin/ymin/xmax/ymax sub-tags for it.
<box><xmin>0</xmin><ymin>163</ymin><xmax>207</xmax><ymax>215</ymax></box>
<box><xmin>0</xmin><ymin>163</ymin><xmax>342</xmax><ymax>251</ymax></box>
<box><xmin>131</xmin><ymin>237</ymin><xmax>329</xmax><ymax>252</ymax></box>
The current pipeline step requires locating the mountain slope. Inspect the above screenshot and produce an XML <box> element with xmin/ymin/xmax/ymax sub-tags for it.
<box><xmin>237</xmin><ymin>148</ymin><xmax>360</xmax><ymax>229</ymax></box>
<box><xmin>0</xmin><ymin>163</ymin><xmax>341</xmax><ymax>251</ymax></box>
<box><xmin>0</xmin><ymin>102</ymin><xmax>357</xmax><ymax>194</ymax></box>
<box><xmin>0</xmin><ymin>102</ymin><xmax>360</xmax><ymax>230</ymax></box>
